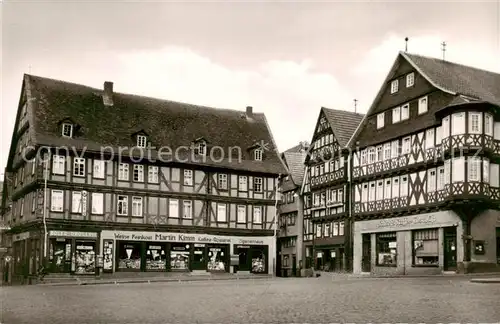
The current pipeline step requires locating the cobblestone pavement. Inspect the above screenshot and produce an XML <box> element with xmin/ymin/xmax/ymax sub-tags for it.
<box><xmin>2</xmin><ymin>276</ymin><xmax>500</xmax><ymax>323</ymax></box>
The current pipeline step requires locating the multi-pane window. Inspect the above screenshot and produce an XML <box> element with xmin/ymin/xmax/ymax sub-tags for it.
<box><xmin>91</xmin><ymin>193</ymin><xmax>104</xmax><ymax>215</ymax></box>
<box><xmin>469</xmin><ymin>112</ymin><xmax>481</xmax><ymax>134</ymax></box>
<box><xmin>62</xmin><ymin>123</ymin><xmax>73</xmax><ymax>137</ymax></box>
<box><xmin>169</xmin><ymin>199</ymin><xmax>178</xmax><ymax>218</ymax></box>
<box><xmin>72</xmin><ymin>191</ymin><xmax>82</xmax><ymax>213</ymax></box>
<box><xmin>376</xmin><ymin>232</ymin><xmax>397</xmax><ymax>266</ymax></box>
<box><xmin>401</xmin><ymin>104</ymin><xmax>409</xmax><ymax>120</ymax></box>
<box><xmin>117</xmin><ymin>195</ymin><xmax>128</xmax><ymax>215</ymax></box>
<box><xmin>324</xmin><ymin>223</ymin><xmax>330</xmax><ymax>237</ymax></box>
<box><xmin>52</xmin><ymin>155</ymin><xmax>66</xmax><ymax>175</ymax></box>
<box><xmin>183</xmin><ymin>201</ymin><xmax>192</xmax><ymax>219</ymax></box>
<box><xmin>196</xmin><ymin>141</ymin><xmax>206</xmax><ymax>155</ymax></box>
<box><xmin>239</xmin><ymin>176</ymin><xmax>248</xmax><ymax>191</ymax></box>
<box><xmin>392</xmin><ymin>177</ymin><xmax>400</xmax><ymax>198</ymax></box>
<box><xmin>390</xmin><ymin>80</ymin><xmax>399</xmax><ymax>93</ymax></box>
<box><xmin>485</xmin><ymin>114</ymin><xmax>493</xmax><ymax>136</ymax></box>
<box><xmin>254</xmin><ymin>177</ymin><xmax>263</xmax><ymax>192</ymax></box>
<box><xmin>217</xmin><ymin>203</ymin><xmax>227</xmax><ymax>222</ymax></box>
<box><xmin>237</xmin><ymin>205</ymin><xmax>246</xmax><ymax>223</ymax></box>
<box><xmin>218</xmin><ymin>174</ymin><xmax>228</xmax><ymax>190</ymax></box>
<box><xmin>468</xmin><ymin>157</ymin><xmax>481</xmax><ymax>182</ymax></box>
<box><xmin>132</xmin><ymin>197</ymin><xmax>143</xmax><ymax>217</ymax></box>
<box><xmin>137</xmin><ymin>135</ymin><xmax>147</xmax><ymax>148</ymax></box>
<box><xmin>50</xmin><ymin>190</ymin><xmax>64</xmax><ymax>212</ymax></box>
<box><xmin>383</xmin><ymin>143</ymin><xmax>391</xmax><ymax>160</ymax></box>
<box><xmin>133</xmin><ymin>165</ymin><xmax>144</xmax><ymax>182</ymax></box>
<box><xmin>368</xmin><ymin>148</ymin><xmax>376</xmax><ymax>164</ymax></box>
<box><xmin>425</xmin><ymin>129</ymin><xmax>435</xmax><ymax>149</ymax></box>
<box><xmin>400</xmin><ymin>176</ymin><xmax>408</xmax><ymax>196</ymax></box>
<box><xmin>148</xmin><ymin>166</ymin><xmax>159</xmax><ymax>183</ymax></box>
<box><xmin>418</xmin><ymin>96</ymin><xmax>428</xmax><ymax>114</ymax></box>
<box><xmin>316</xmin><ymin>224</ymin><xmax>322</xmax><ymax>238</ymax></box>
<box><xmin>384</xmin><ymin>179</ymin><xmax>391</xmax><ymax>199</ymax></box>
<box><xmin>360</xmin><ymin>150</ymin><xmax>367</xmax><ymax>165</ymax></box>
<box><xmin>377</xmin><ymin>113</ymin><xmax>385</xmax><ymax>129</ymax></box>
<box><xmin>93</xmin><ymin>160</ymin><xmax>105</xmax><ymax>178</ymax></box>
<box><xmin>184</xmin><ymin>170</ymin><xmax>193</xmax><ymax>186</ymax></box>
<box><xmin>339</xmin><ymin>222</ymin><xmax>345</xmax><ymax>236</ymax></box>
<box><xmin>437</xmin><ymin>167</ymin><xmax>445</xmax><ymax>190</ymax></box>
<box><xmin>376</xmin><ymin>181</ymin><xmax>384</xmax><ymax>200</ymax></box>
<box><xmin>369</xmin><ymin>182</ymin><xmax>376</xmax><ymax>202</ymax></box>
<box><xmin>332</xmin><ymin>222</ymin><xmax>339</xmax><ymax>236</ymax></box>
<box><xmin>118</xmin><ymin>163</ymin><xmax>129</xmax><ymax>181</ymax></box>
<box><xmin>376</xmin><ymin>146</ymin><xmax>383</xmax><ymax>162</ymax></box>
<box><xmin>253</xmin><ymin>206</ymin><xmax>262</xmax><ymax>224</ymax></box>
<box><xmin>483</xmin><ymin>158</ymin><xmax>490</xmax><ymax>184</ymax></box>
<box><xmin>391</xmin><ymin>141</ymin><xmax>399</xmax><ymax>158</ymax></box>
<box><xmin>73</xmin><ymin>158</ymin><xmax>85</xmax><ymax>177</ymax></box>
<box><xmin>392</xmin><ymin>107</ymin><xmax>401</xmax><ymax>123</ymax></box>
<box><xmin>442</xmin><ymin>116</ymin><xmax>450</xmax><ymax>139</ymax></box>
<box><xmin>402</xmin><ymin>137</ymin><xmax>411</xmax><ymax>154</ymax></box>
<box><xmin>413</xmin><ymin>229</ymin><xmax>439</xmax><ymax>266</ymax></box>
<box><xmin>427</xmin><ymin>169</ymin><xmax>436</xmax><ymax>192</ymax></box>
<box><xmin>254</xmin><ymin>149</ymin><xmax>263</xmax><ymax>161</ymax></box>
<box><xmin>406</xmin><ymin>72</ymin><xmax>414</xmax><ymax>87</ymax></box>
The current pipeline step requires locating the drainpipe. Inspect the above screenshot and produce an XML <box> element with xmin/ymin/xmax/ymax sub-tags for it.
<box><xmin>43</xmin><ymin>152</ymin><xmax>49</xmax><ymax>260</ymax></box>
<box><xmin>273</xmin><ymin>174</ymin><xmax>281</xmax><ymax>277</ymax></box>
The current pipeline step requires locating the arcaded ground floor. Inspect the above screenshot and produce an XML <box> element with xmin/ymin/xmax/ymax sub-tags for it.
<box><xmin>3</xmin><ymin>276</ymin><xmax>500</xmax><ymax>323</ymax></box>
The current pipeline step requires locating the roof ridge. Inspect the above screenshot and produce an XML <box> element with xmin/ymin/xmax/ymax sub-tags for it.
<box><xmin>321</xmin><ymin>106</ymin><xmax>365</xmax><ymax>116</ymax></box>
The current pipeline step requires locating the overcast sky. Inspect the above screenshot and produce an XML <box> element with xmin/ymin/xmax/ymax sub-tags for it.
<box><xmin>2</xmin><ymin>1</ymin><xmax>500</xmax><ymax>173</ymax></box>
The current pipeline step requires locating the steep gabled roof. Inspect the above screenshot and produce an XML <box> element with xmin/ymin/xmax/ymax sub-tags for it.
<box><xmin>21</xmin><ymin>74</ymin><xmax>287</xmax><ymax>175</ymax></box>
<box><xmin>347</xmin><ymin>51</ymin><xmax>500</xmax><ymax>148</ymax></box>
<box><xmin>284</xmin><ymin>142</ymin><xmax>309</xmax><ymax>153</ymax></box>
<box><xmin>281</xmin><ymin>150</ymin><xmax>307</xmax><ymax>190</ymax></box>
<box><xmin>321</xmin><ymin>107</ymin><xmax>364</xmax><ymax>147</ymax></box>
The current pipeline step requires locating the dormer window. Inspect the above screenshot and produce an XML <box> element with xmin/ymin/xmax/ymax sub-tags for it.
<box><xmin>254</xmin><ymin>148</ymin><xmax>263</xmax><ymax>161</ymax></box>
<box><xmin>62</xmin><ymin>123</ymin><xmax>73</xmax><ymax>138</ymax></box>
<box><xmin>195</xmin><ymin>141</ymin><xmax>206</xmax><ymax>155</ymax></box>
<box><xmin>137</xmin><ymin>135</ymin><xmax>147</xmax><ymax>148</ymax></box>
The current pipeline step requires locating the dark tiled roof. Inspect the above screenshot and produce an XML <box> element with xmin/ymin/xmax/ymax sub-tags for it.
<box><xmin>24</xmin><ymin>74</ymin><xmax>287</xmax><ymax>175</ymax></box>
<box><xmin>321</xmin><ymin>107</ymin><xmax>365</xmax><ymax>147</ymax></box>
<box><xmin>284</xmin><ymin>142</ymin><xmax>309</xmax><ymax>153</ymax></box>
<box><xmin>281</xmin><ymin>151</ymin><xmax>307</xmax><ymax>191</ymax></box>
<box><xmin>402</xmin><ymin>52</ymin><xmax>500</xmax><ymax>105</ymax></box>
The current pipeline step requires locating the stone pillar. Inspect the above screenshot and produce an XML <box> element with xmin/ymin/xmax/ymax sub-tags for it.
<box><xmin>438</xmin><ymin>227</ymin><xmax>444</xmax><ymax>271</ymax></box>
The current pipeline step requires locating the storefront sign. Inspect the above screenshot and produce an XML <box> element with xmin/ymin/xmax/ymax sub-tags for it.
<box><xmin>81</xmin><ymin>191</ymin><xmax>88</xmax><ymax>217</ymax></box>
<box><xmin>13</xmin><ymin>232</ymin><xmax>30</xmax><ymax>242</ymax></box>
<box><xmin>49</xmin><ymin>230</ymin><xmax>98</xmax><ymax>238</ymax></box>
<box><xmin>376</xmin><ymin>214</ymin><xmax>437</xmax><ymax>229</ymax></box>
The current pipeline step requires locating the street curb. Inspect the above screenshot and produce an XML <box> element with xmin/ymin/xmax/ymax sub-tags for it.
<box><xmin>470</xmin><ymin>278</ymin><xmax>500</xmax><ymax>283</ymax></box>
<box><xmin>36</xmin><ymin>276</ymin><xmax>273</xmax><ymax>287</ymax></box>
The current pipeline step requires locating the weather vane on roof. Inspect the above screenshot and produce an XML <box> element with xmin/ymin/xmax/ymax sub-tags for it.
<box><xmin>441</xmin><ymin>41</ymin><xmax>447</xmax><ymax>61</ymax></box>
<box><xmin>405</xmin><ymin>37</ymin><xmax>409</xmax><ymax>52</ymax></box>
<box><xmin>354</xmin><ymin>99</ymin><xmax>358</xmax><ymax>114</ymax></box>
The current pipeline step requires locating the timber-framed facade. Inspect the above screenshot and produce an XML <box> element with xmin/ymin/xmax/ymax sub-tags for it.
<box><xmin>1</xmin><ymin>74</ymin><xmax>287</xmax><ymax>281</ymax></box>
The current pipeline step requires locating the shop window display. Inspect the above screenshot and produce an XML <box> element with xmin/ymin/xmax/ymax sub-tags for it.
<box><xmin>103</xmin><ymin>240</ymin><xmax>113</xmax><ymax>272</ymax></box>
<box><xmin>146</xmin><ymin>244</ymin><xmax>167</xmax><ymax>270</ymax></box>
<box><xmin>251</xmin><ymin>249</ymin><xmax>266</xmax><ymax>273</ymax></box>
<box><xmin>207</xmin><ymin>246</ymin><xmax>226</xmax><ymax>271</ymax></box>
<box><xmin>74</xmin><ymin>241</ymin><xmax>96</xmax><ymax>274</ymax></box>
<box><xmin>117</xmin><ymin>242</ymin><xmax>142</xmax><ymax>270</ymax></box>
<box><xmin>170</xmin><ymin>244</ymin><xmax>190</xmax><ymax>270</ymax></box>
<box><xmin>376</xmin><ymin>232</ymin><xmax>397</xmax><ymax>266</ymax></box>
<box><xmin>413</xmin><ymin>229</ymin><xmax>439</xmax><ymax>266</ymax></box>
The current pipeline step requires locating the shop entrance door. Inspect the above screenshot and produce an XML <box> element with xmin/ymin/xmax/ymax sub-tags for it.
<box><xmin>50</xmin><ymin>239</ymin><xmax>72</xmax><ymax>273</ymax></box>
<box><xmin>74</xmin><ymin>241</ymin><xmax>96</xmax><ymax>275</ymax></box>
<box><xmin>338</xmin><ymin>248</ymin><xmax>345</xmax><ymax>272</ymax></box>
<box><xmin>192</xmin><ymin>244</ymin><xmax>206</xmax><ymax>271</ymax></box>
<box><xmin>236</xmin><ymin>246</ymin><xmax>250</xmax><ymax>272</ymax></box>
<box><xmin>250</xmin><ymin>246</ymin><xmax>268</xmax><ymax>274</ymax></box>
<box><xmin>207</xmin><ymin>245</ymin><xmax>229</xmax><ymax>272</ymax></box>
<box><xmin>292</xmin><ymin>255</ymin><xmax>297</xmax><ymax>276</ymax></box>
<box><xmin>361</xmin><ymin>234</ymin><xmax>371</xmax><ymax>272</ymax></box>
<box><xmin>443</xmin><ymin>227</ymin><xmax>457</xmax><ymax>271</ymax></box>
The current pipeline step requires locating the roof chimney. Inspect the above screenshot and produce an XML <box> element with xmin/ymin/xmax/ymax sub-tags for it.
<box><xmin>103</xmin><ymin>81</ymin><xmax>114</xmax><ymax>106</ymax></box>
<box><xmin>246</xmin><ymin>106</ymin><xmax>253</xmax><ymax>117</ymax></box>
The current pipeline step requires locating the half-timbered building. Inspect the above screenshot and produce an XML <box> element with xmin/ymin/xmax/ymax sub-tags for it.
<box><xmin>302</xmin><ymin>108</ymin><xmax>364</xmax><ymax>272</ymax></box>
<box><xmin>1</xmin><ymin>74</ymin><xmax>287</xmax><ymax>279</ymax></box>
<box><xmin>277</xmin><ymin>142</ymin><xmax>308</xmax><ymax>277</ymax></box>
<box><xmin>349</xmin><ymin>52</ymin><xmax>500</xmax><ymax>275</ymax></box>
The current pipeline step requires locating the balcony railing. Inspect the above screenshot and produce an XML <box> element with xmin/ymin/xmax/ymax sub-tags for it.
<box><xmin>442</xmin><ymin>134</ymin><xmax>498</xmax><ymax>154</ymax></box>
<box><xmin>310</xmin><ymin>169</ymin><xmax>344</xmax><ymax>188</ymax></box>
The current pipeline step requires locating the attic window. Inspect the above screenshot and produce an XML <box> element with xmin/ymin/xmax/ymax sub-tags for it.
<box><xmin>406</xmin><ymin>73</ymin><xmax>415</xmax><ymax>87</ymax></box>
<box><xmin>137</xmin><ymin>135</ymin><xmax>147</xmax><ymax>148</ymax></box>
<box><xmin>62</xmin><ymin>123</ymin><xmax>73</xmax><ymax>138</ymax></box>
<box><xmin>195</xmin><ymin>141</ymin><xmax>206</xmax><ymax>155</ymax></box>
<box><xmin>390</xmin><ymin>80</ymin><xmax>399</xmax><ymax>94</ymax></box>
<box><xmin>254</xmin><ymin>148</ymin><xmax>263</xmax><ymax>161</ymax></box>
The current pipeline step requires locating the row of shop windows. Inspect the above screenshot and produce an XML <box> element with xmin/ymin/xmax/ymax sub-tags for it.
<box><xmin>376</xmin><ymin>229</ymin><xmax>441</xmax><ymax>267</ymax></box>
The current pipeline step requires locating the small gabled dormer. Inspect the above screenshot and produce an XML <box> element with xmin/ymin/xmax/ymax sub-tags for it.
<box><xmin>192</xmin><ymin>137</ymin><xmax>208</xmax><ymax>155</ymax></box>
<box><xmin>58</xmin><ymin>118</ymin><xmax>79</xmax><ymax>138</ymax></box>
<box><xmin>132</xmin><ymin>130</ymin><xmax>149</xmax><ymax>148</ymax></box>
<box><xmin>248</xmin><ymin>142</ymin><xmax>265</xmax><ymax>161</ymax></box>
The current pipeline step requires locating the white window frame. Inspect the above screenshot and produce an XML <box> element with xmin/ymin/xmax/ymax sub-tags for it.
<box><xmin>218</xmin><ymin>174</ymin><xmax>228</xmax><ymax>190</ymax></box>
<box><xmin>383</xmin><ymin>143</ymin><xmax>391</xmax><ymax>160</ymax></box>
<box><xmin>137</xmin><ymin>135</ymin><xmax>147</xmax><ymax>148</ymax></box>
<box><xmin>468</xmin><ymin>157</ymin><xmax>480</xmax><ymax>182</ymax></box>
<box><xmin>390</xmin><ymin>79</ymin><xmax>399</xmax><ymax>94</ymax></box>
<box><xmin>406</xmin><ymin>72</ymin><xmax>414</xmax><ymax>87</ymax></box>
<box><xmin>376</xmin><ymin>146</ymin><xmax>383</xmax><ymax>162</ymax></box>
<box><xmin>91</xmin><ymin>192</ymin><xmax>104</xmax><ymax>215</ymax></box>
<box><xmin>238</xmin><ymin>176</ymin><xmax>248</xmax><ymax>191</ymax></box>
<box><xmin>376</xmin><ymin>181</ymin><xmax>384</xmax><ymax>201</ymax></box>
<box><xmin>425</xmin><ymin>129</ymin><xmax>435</xmax><ymax>149</ymax></box>
<box><xmin>133</xmin><ymin>165</ymin><xmax>144</xmax><ymax>182</ymax></box>
<box><xmin>361</xmin><ymin>150</ymin><xmax>367</xmax><ymax>165</ymax></box>
<box><xmin>392</xmin><ymin>177</ymin><xmax>400</xmax><ymax>198</ymax></box>
<box><xmin>361</xmin><ymin>184</ymin><xmax>368</xmax><ymax>203</ymax></box>
<box><xmin>184</xmin><ymin>169</ymin><xmax>193</xmax><ymax>186</ymax></box>
<box><xmin>50</xmin><ymin>190</ymin><xmax>64</xmax><ymax>212</ymax></box>
<box><xmin>368</xmin><ymin>182</ymin><xmax>376</xmax><ymax>202</ymax></box>
<box><xmin>427</xmin><ymin>169</ymin><xmax>436</xmax><ymax>192</ymax></box>
<box><xmin>217</xmin><ymin>203</ymin><xmax>227</xmax><ymax>222</ymax></box>
<box><xmin>418</xmin><ymin>96</ymin><xmax>428</xmax><ymax>115</ymax></box>
<box><xmin>452</xmin><ymin>157</ymin><xmax>465</xmax><ymax>183</ymax></box>
<box><xmin>323</xmin><ymin>223</ymin><xmax>330</xmax><ymax>238</ymax></box>
<box><xmin>402</xmin><ymin>136</ymin><xmax>411</xmax><ymax>154</ymax></box>
<box><xmin>118</xmin><ymin>163</ymin><xmax>129</xmax><ymax>181</ymax></box>
<box><xmin>452</xmin><ymin>112</ymin><xmax>465</xmax><ymax>136</ymax></box>
<box><xmin>117</xmin><ymin>195</ymin><xmax>128</xmax><ymax>216</ymax></box>
<box><xmin>483</xmin><ymin>158</ymin><xmax>490</xmax><ymax>184</ymax></box>
<box><xmin>253</xmin><ymin>206</ymin><xmax>262</xmax><ymax>224</ymax></box>
<box><xmin>384</xmin><ymin>179</ymin><xmax>392</xmax><ymax>200</ymax></box>
<box><xmin>401</xmin><ymin>103</ymin><xmax>409</xmax><ymax>121</ymax></box>
<box><xmin>72</xmin><ymin>191</ymin><xmax>82</xmax><ymax>213</ymax></box>
<box><xmin>169</xmin><ymin>199</ymin><xmax>179</xmax><ymax>218</ymax></box>
<box><xmin>73</xmin><ymin>158</ymin><xmax>85</xmax><ymax>177</ymax></box>
<box><xmin>52</xmin><ymin>155</ymin><xmax>66</xmax><ymax>175</ymax></box>
<box><xmin>484</xmin><ymin>114</ymin><xmax>493</xmax><ymax>136</ymax></box>
<box><xmin>148</xmin><ymin>166</ymin><xmax>159</xmax><ymax>183</ymax></box>
<box><xmin>391</xmin><ymin>141</ymin><xmax>399</xmax><ymax>158</ymax></box>
<box><xmin>183</xmin><ymin>200</ymin><xmax>192</xmax><ymax>219</ymax></box>
<box><xmin>400</xmin><ymin>176</ymin><xmax>408</xmax><ymax>197</ymax></box>
<box><xmin>368</xmin><ymin>148</ymin><xmax>376</xmax><ymax>164</ymax></box>
<box><xmin>131</xmin><ymin>196</ymin><xmax>143</xmax><ymax>217</ymax></box>
<box><xmin>93</xmin><ymin>160</ymin><xmax>105</xmax><ymax>179</ymax></box>
<box><xmin>196</xmin><ymin>141</ymin><xmax>206</xmax><ymax>155</ymax></box>
<box><xmin>316</xmin><ymin>224</ymin><xmax>322</xmax><ymax>238</ymax></box>
<box><xmin>62</xmin><ymin>123</ymin><xmax>73</xmax><ymax>138</ymax></box>
<box><xmin>437</xmin><ymin>167</ymin><xmax>445</xmax><ymax>190</ymax></box>
<box><xmin>392</xmin><ymin>107</ymin><xmax>401</xmax><ymax>123</ymax></box>
<box><xmin>332</xmin><ymin>222</ymin><xmax>339</xmax><ymax>236</ymax></box>
<box><xmin>339</xmin><ymin>221</ymin><xmax>345</xmax><ymax>236</ymax></box>
<box><xmin>254</xmin><ymin>177</ymin><xmax>263</xmax><ymax>192</ymax></box>
<box><xmin>377</xmin><ymin>113</ymin><xmax>385</xmax><ymax>129</ymax></box>
<box><xmin>237</xmin><ymin>205</ymin><xmax>246</xmax><ymax>223</ymax></box>
<box><xmin>468</xmin><ymin>112</ymin><xmax>481</xmax><ymax>134</ymax></box>
<box><xmin>254</xmin><ymin>149</ymin><xmax>263</xmax><ymax>161</ymax></box>
<box><xmin>444</xmin><ymin>160</ymin><xmax>451</xmax><ymax>185</ymax></box>
<box><xmin>442</xmin><ymin>116</ymin><xmax>450</xmax><ymax>139</ymax></box>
